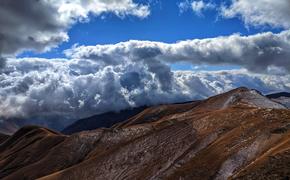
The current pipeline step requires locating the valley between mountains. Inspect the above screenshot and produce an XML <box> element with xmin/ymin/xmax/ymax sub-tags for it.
<box><xmin>1</xmin><ymin>87</ymin><xmax>290</xmax><ymax>180</ymax></box>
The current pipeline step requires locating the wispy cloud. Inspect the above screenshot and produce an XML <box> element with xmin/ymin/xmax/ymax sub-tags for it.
<box><xmin>221</xmin><ymin>0</ymin><xmax>290</xmax><ymax>29</ymax></box>
<box><xmin>178</xmin><ymin>0</ymin><xmax>215</xmax><ymax>16</ymax></box>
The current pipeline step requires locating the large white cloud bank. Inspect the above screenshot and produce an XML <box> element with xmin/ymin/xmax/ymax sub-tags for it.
<box><xmin>1</xmin><ymin>58</ymin><xmax>290</xmax><ymax>121</ymax></box>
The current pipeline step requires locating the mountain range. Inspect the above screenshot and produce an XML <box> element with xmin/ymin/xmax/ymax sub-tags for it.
<box><xmin>0</xmin><ymin>87</ymin><xmax>290</xmax><ymax>179</ymax></box>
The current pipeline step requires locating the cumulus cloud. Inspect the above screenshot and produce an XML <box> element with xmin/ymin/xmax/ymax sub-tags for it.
<box><xmin>66</xmin><ymin>30</ymin><xmax>290</xmax><ymax>74</ymax></box>
<box><xmin>0</xmin><ymin>57</ymin><xmax>178</xmax><ymax>120</ymax></box>
<box><xmin>178</xmin><ymin>0</ymin><xmax>215</xmax><ymax>15</ymax></box>
<box><xmin>221</xmin><ymin>0</ymin><xmax>290</xmax><ymax>29</ymax></box>
<box><xmin>0</xmin><ymin>0</ymin><xmax>150</xmax><ymax>67</ymax></box>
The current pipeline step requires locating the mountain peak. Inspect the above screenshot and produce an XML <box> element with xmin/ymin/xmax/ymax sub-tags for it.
<box><xmin>196</xmin><ymin>87</ymin><xmax>286</xmax><ymax>110</ymax></box>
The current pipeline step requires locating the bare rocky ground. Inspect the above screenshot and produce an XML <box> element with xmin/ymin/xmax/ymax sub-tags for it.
<box><xmin>1</xmin><ymin>87</ymin><xmax>290</xmax><ymax>180</ymax></box>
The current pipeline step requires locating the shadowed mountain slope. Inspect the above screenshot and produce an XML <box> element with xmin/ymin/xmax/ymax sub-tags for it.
<box><xmin>62</xmin><ymin>106</ymin><xmax>147</xmax><ymax>134</ymax></box>
<box><xmin>1</xmin><ymin>87</ymin><xmax>290</xmax><ymax>180</ymax></box>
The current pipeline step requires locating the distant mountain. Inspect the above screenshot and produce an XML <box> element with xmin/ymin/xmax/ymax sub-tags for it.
<box><xmin>266</xmin><ymin>92</ymin><xmax>290</xmax><ymax>98</ymax></box>
<box><xmin>0</xmin><ymin>117</ymin><xmax>74</xmax><ymax>135</ymax></box>
<box><xmin>62</xmin><ymin>106</ymin><xmax>148</xmax><ymax>134</ymax></box>
<box><xmin>1</xmin><ymin>87</ymin><xmax>290</xmax><ymax>179</ymax></box>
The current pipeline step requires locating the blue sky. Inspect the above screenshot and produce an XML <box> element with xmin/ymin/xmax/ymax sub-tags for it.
<box><xmin>19</xmin><ymin>0</ymin><xmax>281</xmax><ymax>65</ymax></box>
